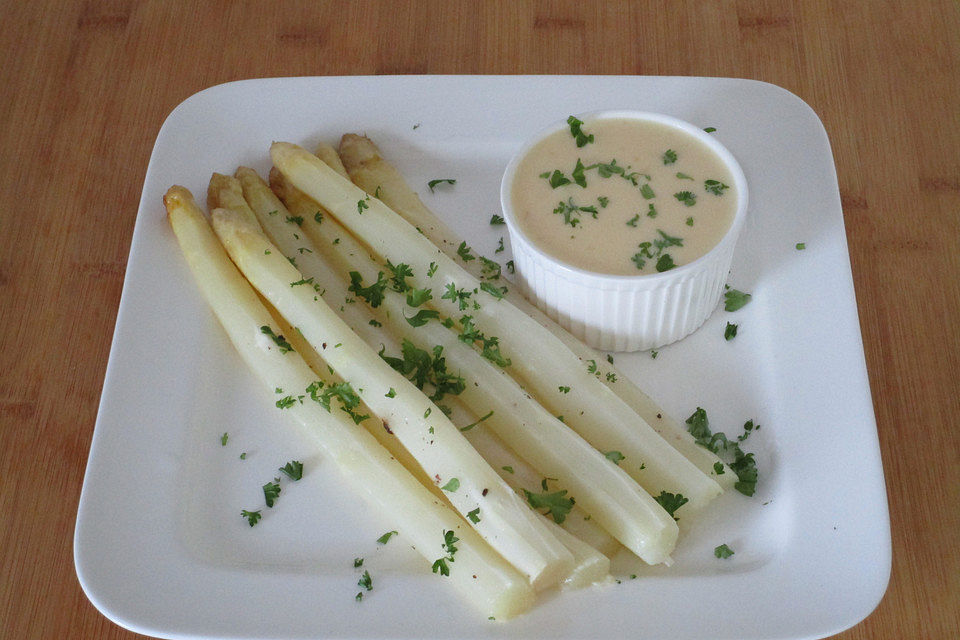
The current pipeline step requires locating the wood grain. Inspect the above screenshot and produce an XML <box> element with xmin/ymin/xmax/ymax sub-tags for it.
<box><xmin>1</xmin><ymin>1</ymin><xmax>957</xmax><ymax>638</ymax></box>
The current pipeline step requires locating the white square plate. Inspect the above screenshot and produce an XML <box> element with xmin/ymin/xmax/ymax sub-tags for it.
<box><xmin>75</xmin><ymin>76</ymin><xmax>890</xmax><ymax>640</ymax></box>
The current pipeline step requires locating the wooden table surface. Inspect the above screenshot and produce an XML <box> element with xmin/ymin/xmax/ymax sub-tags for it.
<box><xmin>2</xmin><ymin>2</ymin><xmax>958</xmax><ymax>638</ymax></box>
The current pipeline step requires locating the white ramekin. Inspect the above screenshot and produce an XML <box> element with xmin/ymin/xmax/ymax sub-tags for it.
<box><xmin>501</xmin><ymin>111</ymin><xmax>748</xmax><ymax>352</ymax></box>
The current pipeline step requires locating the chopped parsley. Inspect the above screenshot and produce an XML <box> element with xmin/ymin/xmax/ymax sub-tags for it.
<box><xmin>639</xmin><ymin>183</ymin><xmax>655</xmax><ymax>199</ymax></box>
<box><xmin>241</xmin><ymin>509</ymin><xmax>262</xmax><ymax>527</ymax></box>
<box><xmin>480</xmin><ymin>282</ymin><xmax>506</xmax><ymax>300</ymax></box>
<box><xmin>290</xmin><ymin>276</ymin><xmax>314</xmax><ymax>287</ymax></box>
<box><xmin>357</xmin><ymin>569</ymin><xmax>373</xmax><ymax>591</ymax></box>
<box><xmin>674</xmin><ymin>191</ymin><xmax>697</xmax><ymax>206</ymax></box>
<box><xmin>314</xmin><ymin>211</ymin><xmax>323</xmax><ymax>224</ymax></box>
<box><xmin>553</xmin><ymin>197</ymin><xmax>598</xmax><ymax>227</ymax></box>
<box><xmin>571</xmin><ymin>158</ymin><xmax>588</xmax><ymax>187</ymax></box>
<box><xmin>275</xmin><ymin>395</ymin><xmax>299</xmax><ymax>409</ymax></box>
<box><xmin>279</xmin><ymin>460</ymin><xmax>303</xmax><ymax>481</ymax></box>
<box><xmin>285</xmin><ymin>215</ymin><xmax>304</xmax><ymax>226</ymax></box>
<box><xmin>654</xmin><ymin>491</ymin><xmax>688</xmax><ymax>520</ymax></box>
<box><xmin>404</xmin><ymin>308</ymin><xmax>440</xmax><ymax>327</ymax></box>
<box><xmin>385</xmin><ymin>260</ymin><xmax>414</xmax><ymax>292</ymax></box>
<box><xmin>377</xmin><ymin>530</ymin><xmax>398</xmax><ymax>544</ymax></box>
<box><xmin>505</xmin><ymin>260</ymin><xmax>515</xmax><ymax>274</ymax></box>
<box><xmin>427</xmin><ymin>178</ymin><xmax>456</xmax><ymax>192</ymax></box>
<box><xmin>456</xmin><ymin>241</ymin><xmax>475</xmax><ymax>262</ymax></box>
<box><xmin>479</xmin><ymin>256</ymin><xmax>502</xmax><ymax>280</ymax></box>
<box><xmin>307</xmin><ymin>381</ymin><xmax>370</xmax><ymax>425</ymax></box>
<box><xmin>541</xmin><ymin>169</ymin><xmax>571</xmax><ymax>188</ymax></box>
<box><xmin>458</xmin><ymin>315</ymin><xmax>511</xmax><ymax>367</ymax></box>
<box><xmin>703</xmin><ymin>126</ymin><xmax>717</xmax><ymax>133</ymax></box>
<box><xmin>685</xmin><ymin>408</ymin><xmax>759</xmax><ymax>496</ymax></box>
<box><xmin>522</xmin><ymin>485</ymin><xmax>575</xmax><ymax>524</ymax></box>
<box><xmin>714</xmin><ymin>543</ymin><xmax>735</xmax><ymax>559</ymax></box>
<box><xmin>676</xmin><ymin>172</ymin><xmax>694</xmax><ymax>180</ymax></box>
<box><xmin>724</xmin><ymin>322</ymin><xmax>739</xmax><ymax>340</ymax></box>
<box><xmin>380</xmin><ymin>340</ymin><xmax>466</xmax><ymax>402</ymax></box>
<box><xmin>490</xmin><ymin>214</ymin><xmax>505</xmax><ymax>225</ymax></box>
<box><xmin>466</xmin><ymin>508</ymin><xmax>481</xmax><ymax>524</ymax></box>
<box><xmin>459</xmin><ymin>409</ymin><xmax>494</xmax><ymax>432</ymax></box>
<box><xmin>630</xmin><ymin>229</ymin><xmax>684</xmax><ymax>271</ymax></box>
<box><xmin>567</xmin><ymin>115</ymin><xmax>594</xmax><ymax>147</ymax></box>
<box><xmin>604</xmin><ymin>450</ymin><xmax>625</xmax><ymax>465</ymax></box>
<box><xmin>626</xmin><ymin>214</ymin><xmax>640</xmax><ymax>227</ymax></box>
<box><xmin>502</xmin><ymin>465</ymin><xmax>514</xmax><ymax>474</ymax></box>
<box><xmin>356</xmin><ymin>198</ymin><xmax>369</xmax><ymax>214</ymax></box>
<box><xmin>368</xmin><ymin>319</ymin><xmax>382</xmax><ymax>327</ymax></box>
<box><xmin>724</xmin><ymin>288</ymin><xmax>752</xmax><ymax>311</ymax></box>
<box><xmin>558</xmin><ymin>385</ymin><xmax>571</xmax><ymax>393</ymax></box>
<box><xmin>796</xmin><ymin>242</ymin><xmax>806</xmax><ymax>250</ymax></box>
<box><xmin>662</xmin><ymin>149</ymin><xmax>677</xmax><ymax>165</ymax></box>
<box><xmin>260</xmin><ymin>325</ymin><xmax>294</xmax><ymax>354</ymax></box>
<box><xmin>347</xmin><ymin>271</ymin><xmax>389</xmax><ymax>307</ymax></box>
<box><xmin>714</xmin><ymin>461</ymin><xmax>725</xmax><ymax>474</ymax></box>
<box><xmin>262</xmin><ymin>481</ymin><xmax>281</xmax><ymax>508</ymax></box>
<box><xmin>441</xmin><ymin>282</ymin><xmax>472</xmax><ymax>310</ymax></box>
<box><xmin>427</xmin><ymin>261</ymin><xmax>438</xmax><ymax>277</ymax></box>
<box><xmin>704</xmin><ymin>179</ymin><xmax>730</xmax><ymax>196</ymax></box>
<box><xmin>432</xmin><ymin>530</ymin><xmax>459</xmax><ymax>577</ymax></box>
<box><xmin>686</xmin><ymin>216</ymin><xmax>694</xmax><ymax>226</ymax></box>
<box><xmin>656</xmin><ymin>254</ymin><xmax>676</xmax><ymax>272</ymax></box>
<box><xmin>220</xmin><ymin>432</ymin><xmax>228</xmax><ymax>446</ymax></box>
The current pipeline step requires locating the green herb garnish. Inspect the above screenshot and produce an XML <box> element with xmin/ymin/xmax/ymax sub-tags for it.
<box><xmin>241</xmin><ymin>509</ymin><xmax>262</xmax><ymax>527</ymax></box>
<box><xmin>724</xmin><ymin>322</ymin><xmax>739</xmax><ymax>340</ymax></box>
<box><xmin>714</xmin><ymin>543</ymin><xmax>735</xmax><ymax>559</ymax></box>
<box><xmin>263</xmin><ymin>481</ymin><xmax>281</xmax><ymax>508</ymax></box>
<box><xmin>279</xmin><ymin>460</ymin><xmax>303</xmax><ymax>481</ymax></box>
<box><xmin>704</xmin><ymin>179</ymin><xmax>729</xmax><ymax>195</ymax></box>
<box><xmin>460</xmin><ymin>409</ymin><xmax>494</xmax><ymax>432</ymax></box>
<box><xmin>260</xmin><ymin>325</ymin><xmax>294</xmax><ymax>354</ymax></box>
<box><xmin>662</xmin><ymin>149</ymin><xmax>677</xmax><ymax>165</ymax></box>
<box><xmin>377</xmin><ymin>530</ymin><xmax>398</xmax><ymax>544</ymax></box>
<box><xmin>347</xmin><ymin>271</ymin><xmax>389</xmax><ymax>307</ymax></box>
<box><xmin>724</xmin><ymin>288</ymin><xmax>752</xmax><ymax>311</ymax></box>
<box><xmin>427</xmin><ymin>178</ymin><xmax>456</xmax><ymax>192</ymax></box>
<box><xmin>567</xmin><ymin>115</ymin><xmax>594</xmax><ymax>147</ymax></box>
<box><xmin>654</xmin><ymin>491</ymin><xmax>688</xmax><ymax>520</ymax></box>
<box><xmin>604</xmin><ymin>450</ymin><xmax>625</xmax><ymax>465</ymax></box>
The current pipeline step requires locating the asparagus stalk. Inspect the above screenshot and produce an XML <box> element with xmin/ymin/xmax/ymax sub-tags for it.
<box><xmin>164</xmin><ymin>186</ymin><xmax>534</xmax><ymax>619</ymax></box>
<box><xmin>271</xmin><ymin>142</ymin><xmax>723</xmax><ymax>514</ymax></box>
<box><xmin>255</xmin><ymin>167</ymin><xmax>678</xmax><ymax>565</ymax></box>
<box><xmin>209</xmin><ymin>206</ymin><xmax>574</xmax><ymax>590</ymax></box>
<box><xmin>338</xmin><ymin>133</ymin><xmax>735</xmax><ymax>487</ymax></box>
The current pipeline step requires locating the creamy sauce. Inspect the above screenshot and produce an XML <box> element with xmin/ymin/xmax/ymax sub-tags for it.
<box><xmin>511</xmin><ymin>117</ymin><xmax>737</xmax><ymax>275</ymax></box>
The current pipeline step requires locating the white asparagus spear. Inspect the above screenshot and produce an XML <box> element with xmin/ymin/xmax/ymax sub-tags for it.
<box><xmin>338</xmin><ymin>133</ymin><xmax>735</xmax><ymax>488</ymax></box>
<box><xmin>271</xmin><ymin>141</ymin><xmax>723</xmax><ymax>514</ymax></box>
<box><xmin>164</xmin><ymin>186</ymin><xmax>534</xmax><ymax>619</ymax></box>
<box><xmin>252</xmin><ymin>167</ymin><xmax>678</xmax><ymax>564</ymax></box>
<box><xmin>269</xmin><ymin>168</ymin><xmax>623</xmax><ymax>559</ymax></box>
<box><xmin>210</xmin><ymin>206</ymin><xmax>574</xmax><ymax>590</ymax></box>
